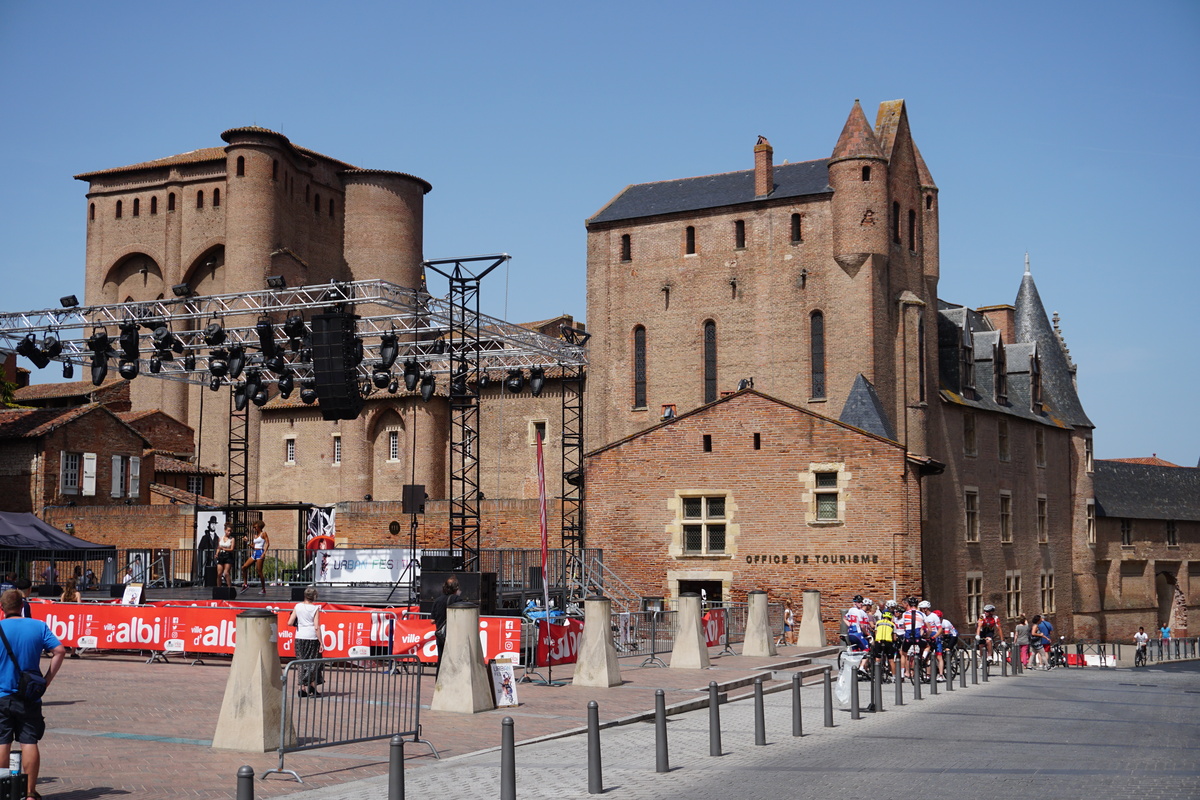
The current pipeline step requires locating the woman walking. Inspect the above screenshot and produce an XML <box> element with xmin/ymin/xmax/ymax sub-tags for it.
<box><xmin>783</xmin><ymin>599</ymin><xmax>796</xmax><ymax>645</ymax></box>
<box><xmin>240</xmin><ymin>520</ymin><xmax>269</xmax><ymax>594</ymax></box>
<box><xmin>288</xmin><ymin>587</ymin><xmax>324</xmax><ymax>697</ymax></box>
<box><xmin>215</xmin><ymin>523</ymin><xmax>236</xmax><ymax>588</ymax></box>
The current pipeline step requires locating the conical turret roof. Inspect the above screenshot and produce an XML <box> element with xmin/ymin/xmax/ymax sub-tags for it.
<box><xmin>830</xmin><ymin>100</ymin><xmax>885</xmax><ymax>163</ymax></box>
<box><xmin>1014</xmin><ymin>257</ymin><xmax>1092</xmax><ymax>427</ymax></box>
<box><xmin>913</xmin><ymin>142</ymin><xmax>936</xmax><ymax>190</ymax></box>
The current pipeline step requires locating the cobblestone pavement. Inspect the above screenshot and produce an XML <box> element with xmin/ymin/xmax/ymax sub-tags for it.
<box><xmin>291</xmin><ymin>660</ymin><xmax>1200</xmax><ymax>800</ymax></box>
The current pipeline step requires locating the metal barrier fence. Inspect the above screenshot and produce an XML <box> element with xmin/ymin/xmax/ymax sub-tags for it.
<box><xmin>263</xmin><ymin>653</ymin><xmax>436</xmax><ymax>783</ymax></box>
<box><xmin>1149</xmin><ymin>636</ymin><xmax>1199</xmax><ymax>662</ymax></box>
<box><xmin>720</xmin><ymin>602</ymin><xmax>784</xmax><ymax>649</ymax></box>
<box><xmin>610</xmin><ymin>610</ymin><xmax>678</xmax><ymax>667</ymax></box>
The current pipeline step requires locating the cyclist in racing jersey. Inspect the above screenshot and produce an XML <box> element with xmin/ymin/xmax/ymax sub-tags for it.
<box><xmin>897</xmin><ymin>596</ymin><xmax>926</xmax><ymax>679</ymax></box>
<box><xmin>939</xmin><ymin>612</ymin><xmax>959</xmax><ymax>652</ymax></box>
<box><xmin>863</xmin><ymin>597</ymin><xmax>880</xmax><ymax>624</ymax></box>
<box><xmin>844</xmin><ymin>594</ymin><xmax>873</xmax><ymax>654</ymax></box>
<box><xmin>919</xmin><ymin>600</ymin><xmax>945</xmax><ymax>682</ymax></box>
<box><xmin>872</xmin><ymin>610</ymin><xmax>897</xmax><ymax>679</ymax></box>
<box><xmin>976</xmin><ymin>604</ymin><xmax>1003</xmax><ymax>663</ymax></box>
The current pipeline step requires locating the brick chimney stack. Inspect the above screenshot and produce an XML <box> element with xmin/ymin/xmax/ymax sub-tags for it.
<box><xmin>754</xmin><ymin>136</ymin><xmax>773</xmax><ymax>197</ymax></box>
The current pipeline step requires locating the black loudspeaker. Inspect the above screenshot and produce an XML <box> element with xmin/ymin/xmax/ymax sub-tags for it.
<box><xmin>402</xmin><ymin>484</ymin><xmax>426</xmax><ymax>515</ymax></box>
<box><xmin>203</xmin><ymin>566</ymin><xmax>217</xmax><ymax>588</ymax></box>
<box><xmin>419</xmin><ymin>571</ymin><xmax>497</xmax><ymax>615</ymax></box>
<box><xmin>35</xmin><ymin>584</ymin><xmax>62</xmax><ymax>597</ymax></box>
<box><xmin>212</xmin><ymin>587</ymin><xmax>238</xmax><ymax>601</ymax></box>
<box><xmin>310</xmin><ymin>310</ymin><xmax>364</xmax><ymax>420</ymax></box>
<box><xmin>421</xmin><ymin>555</ymin><xmax>463</xmax><ymax>573</ymax></box>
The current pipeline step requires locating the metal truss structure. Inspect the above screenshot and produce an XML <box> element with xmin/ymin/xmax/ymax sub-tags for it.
<box><xmin>558</xmin><ymin>327</ymin><xmax>589</xmax><ymax>577</ymax></box>
<box><xmin>0</xmin><ymin>265</ymin><xmax>588</xmax><ymax>567</ymax></box>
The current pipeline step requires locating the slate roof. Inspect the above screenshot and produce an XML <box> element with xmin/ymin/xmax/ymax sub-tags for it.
<box><xmin>588</xmin><ymin>159</ymin><xmax>830</xmax><ymax>225</ymax></box>
<box><xmin>1014</xmin><ymin>268</ymin><xmax>1092</xmax><ymax>427</ymax></box>
<box><xmin>1093</xmin><ymin>460</ymin><xmax>1200</xmax><ymax>521</ymax></box>
<box><xmin>839</xmin><ymin>374</ymin><xmax>897</xmax><ymax>441</ymax></box>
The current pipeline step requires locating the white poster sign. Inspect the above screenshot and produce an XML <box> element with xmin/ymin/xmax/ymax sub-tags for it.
<box><xmin>313</xmin><ymin>548</ymin><xmax>420</xmax><ymax>584</ymax></box>
<box><xmin>491</xmin><ymin>657</ymin><xmax>519</xmax><ymax>707</ymax></box>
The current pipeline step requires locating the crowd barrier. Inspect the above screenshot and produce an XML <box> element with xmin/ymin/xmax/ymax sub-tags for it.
<box><xmin>263</xmin><ymin>653</ymin><xmax>437</xmax><ymax>783</ymax></box>
<box><xmin>1149</xmin><ymin>636</ymin><xmax>1198</xmax><ymax>662</ymax></box>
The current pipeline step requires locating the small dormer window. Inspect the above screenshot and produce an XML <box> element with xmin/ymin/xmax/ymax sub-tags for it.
<box><xmin>994</xmin><ymin>344</ymin><xmax>1008</xmax><ymax>404</ymax></box>
<box><xmin>1030</xmin><ymin>354</ymin><xmax>1042</xmax><ymax>411</ymax></box>
<box><xmin>961</xmin><ymin>332</ymin><xmax>975</xmax><ymax>392</ymax></box>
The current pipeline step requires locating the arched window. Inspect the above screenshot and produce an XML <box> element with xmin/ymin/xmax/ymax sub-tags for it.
<box><xmin>132</xmin><ymin>198</ymin><xmax>140</xmax><ymax>217</ymax></box>
<box><xmin>892</xmin><ymin>201</ymin><xmax>901</xmax><ymax>243</ymax></box>
<box><xmin>734</xmin><ymin>220</ymin><xmax>746</xmax><ymax>249</ymax></box>
<box><xmin>861</xmin><ymin>166</ymin><xmax>871</xmax><ymax>181</ymax></box>
<box><xmin>236</xmin><ymin>156</ymin><xmax>245</xmax><ymax>177</ymax></box>
<box><xmin>196</xmin><ymin>190</ymin><xmax>204</xmax><ymax>209</ymax></box>
<box><xmin>790</xmin><ymin>213</ymin><xmax>802</xmax><ymax>243</ymax></box>
<box><xmin>150</xmin><ymin>196</ymin><xmax>157</xmax><ymax>215</ymax></box>
<box><xmin>703</xmin><ymin>320</ymin><xmax>717</xmax><ymax>403</ymax></box>
<box><xmin>115</xmin><ymin>200</ymin><xmax>122</xmax><ymax>219</ymax></box>
<box><xmin>908</xmin><ymin>208</ymin><xmax>916</xmax><ymax>250</ymax></box>
<box><xmin>633</xmin><ymin>326</ymin><xmax>647</xmax><ymax>409</ymax></box>
<box><xmin>213</xmin><ymin>188</ymin><xmax>220</xmax><ymax>207</ymax></box>
<box><xmin>167</xmin><ymin>193</ymin><xmax>176</xmax><ymax>212</ymax></box>
<box><xmin>925</xmin><ymin>195</ymin><xmax>933</xmax><ymax>210</ymax></box>
<box><xmin>89</xmin><ymin>203</ymin><xmax>95</xmax><ymax>221</ymax></box>
<box><xmin>685</xmin><ymin>226</ymin><xmax>696</xmax><ymax>255</ymax></box>
<box><xmin>810</xmin><ymin>311</ymin><xmax>826</xmax><ymax>399</ymax></box>
<box><xmin>620</xmin><ymin>234</ymin><xmax>631</xmax><ymax>262</ymax></box>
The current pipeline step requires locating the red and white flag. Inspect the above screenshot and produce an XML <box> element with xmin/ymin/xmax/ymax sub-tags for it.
<box><xmin>537</xmin><ymin>428</ymin><xmax>551</xmax><ymax>617</ymax></box>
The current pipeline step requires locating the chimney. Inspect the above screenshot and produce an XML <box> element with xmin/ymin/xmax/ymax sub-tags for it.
<box><xmin>754</xmin><ymin>136</ymin><xmax>773</xmax><ymax>197</ymax></box>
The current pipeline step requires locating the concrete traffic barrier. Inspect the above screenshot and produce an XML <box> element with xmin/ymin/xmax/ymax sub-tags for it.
<box><xmin>742</xmin><ymin>590</ymin><xmax>777</xmax><ymax>657</ymax></box>
<box><xmin>573</xmin><ymin>596</ymin><xmax>622</xmax><ymax>688</ymax></box>
<box><xmin>670</xmin><ymin>593</ymin><xmax>710</xmax><ymax>669</ymax></box>
<box><xmin>213</xmin><ymin>609</ymin><xmax>294</xmax><ymax>752</ymax></box>
<box><xmin>430</xmin><ymin>603</ymin><xmax>494</xmax><ymax>713</ymax></box>
<box><xmin>797</xmin><ymin>589</ymin><xmax>825</xmax><ymax>647</ymax></box>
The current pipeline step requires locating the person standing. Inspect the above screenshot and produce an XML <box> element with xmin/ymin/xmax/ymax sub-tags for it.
<box><xmin>240</xmin><ymin>520</ymin><xmax>269</xmax><ymax>594</ymax></box>
<box><xmin>1029</xmin><ymin>614</ymin><xmax>1049</xmax><ymax>669</ymax></box>
<box><xmin>1014</xmin><ymin>615</ymin><xmax>1031</xmax><ymax>667</ymax></box>
<box><xmin>432</xmin><ymin>576</ymin><xmax>462</xmax><ymax>676</ymax></box>
<box><xmin>1159</xmin><ymin>622</ymin><xmax>1171</xmax><ymax>657</ymax></box>
<box><xmin>288</xmin><ymin>588</ymin><xmax>323</xmax><ymax>697</ymax></box>
<box><xmin>0</xmin><ymin>588</ymin><xmax>67</xmax><ymax>800</ymax></box>
<box><xmin>215</xmin><ymin>524</ymin><xmax>236</xmax><ymax>589</ymax></box>
<box><xmin>783</xmin><ymin>599</ymin><xmax>796</xmax><ymax>646</ymax></box>
<box><xmin>11</xmin><ymin>581</ymin><xmax>32</xmax><ymax>619</ymax></box>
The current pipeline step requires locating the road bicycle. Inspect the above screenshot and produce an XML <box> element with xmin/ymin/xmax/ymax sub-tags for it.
<box><xmin>1133</xmin><ymin>644</ymin><xmax>1148</xmax><ymax>668</ymax></box>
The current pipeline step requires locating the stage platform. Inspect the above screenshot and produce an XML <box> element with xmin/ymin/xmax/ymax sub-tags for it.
<box><xmin>75</xmin><ymin>582</ymin><xmax>421</xmax><ymax>608</ymax></box>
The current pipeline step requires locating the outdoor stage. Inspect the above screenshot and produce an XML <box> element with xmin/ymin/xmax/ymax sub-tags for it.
<box><xmin>76</xmin><ymin>581</ymin><xmax>421</xmax><ymax>608</ymax></box>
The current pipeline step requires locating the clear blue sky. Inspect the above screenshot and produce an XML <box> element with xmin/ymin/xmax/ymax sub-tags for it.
<box><xmin>1</xmin><ymin>1</ymin><xmax>1197</xmax><ymax>465</ymax></box>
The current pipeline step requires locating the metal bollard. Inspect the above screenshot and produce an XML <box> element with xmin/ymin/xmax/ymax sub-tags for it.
<box><xmin>588</xmin><ymin>700</ymin><xmax>603</xmax><ymax>794</ymax></box>
<box><xmin>754</xmin><ymin>677</ymin><xmax>767</xmax><ymax>745</ymax></box>
<box><xmin>913</xmin><ymin>658</ymin><xmax>922</xmax><ymax>700</ymax></box>
<box><xmin>792</xmin><ymin>673</ymin><xmax>803</xmax><ymax>737</ymax></box>
<box><xmin>501</xmin><ymin>717</ymin><xmax>516</xmax><ymax>800</ymax></box>
<box><xmin>655</xmin><ymin>689</ymin><xmax>669</xmax><ymax>773</ymax></box>
<box><xmin>389</xmin><ymin>735</ymin><xmax>405</xmax><ymax>800</ymax></box>
<box><xmin>822</xmin><ymin>668</ymin><xmax>834</xmax><ymax>728</ymax></box>
<box><xmin>237</xmin><ymin>765</ymin><xmax>254</xmax><ymax>800</ymax></box>
<box><xmin>982</xmin><ymin>652</ymin><xmax>990</xmax><ymax>682</ymax></box>
<box><xmin>895</xmin><ymin>662</ymin><xmax>904</xmax><ymax>706</ymax></box>
<box><xmin>930</xmin><ymin>658</ymin><xmax>938</xmax><ymax>695</ymax></box>
<box><xmin>946</xmin><ymin>655</ymin><xmax>954</xmax><ymax>692</ymax></box>
<box><xmin>708</xmin><ymin>682</ymin><xmax>723</xmax><ymax>756</ymax></box>
<box><xmin>971</xmin><ymin>646</ymin><xmax>979</xmax><ymax>684</ymax></box>
<box><xmin>959</xmin><ymin>651</ymin><xmax>967</xmax><ymax>688</ymax></box>
<box><xmin>850</xmin><ymin>667</ymin><xmax>860</xmax><ymax>720</ymax></box>
<box><xmin>1001</xmin><ymin>646</ymin><xmax>1009</xmax><ymax>677</ymax></box>
<box><xmin>871</xmin><ymin>658</ymin><xmax>883</xmax><ymax>712</ymax></box>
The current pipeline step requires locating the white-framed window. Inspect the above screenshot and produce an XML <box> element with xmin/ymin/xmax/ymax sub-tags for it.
<box><xmin>108</xmin><ymin>455</ymin><xmax>139</xmax><ymax>499</ymax></box>
<box><xmin>815</xmin><ymin>472</ymin><xmax>839</xmax><ymax>521</ymax></box>
<box><xmin>1084</xmin><ymin>436</ymin><xmax>1094</xmax><ymax>473</ymax></box>
<box><xmin>332</xmin><ymin>434</ymin><xmax>342</xmax><ymax>465</ymax></box>
<box><xmin>964</xmin><ymin>489</ymin><xmax>979</xmax><ymax>542</ymax></box>
<box><xmin>1005</xmin><ymin>570</ymin><xmax>1022</xmax><ymax>619</ymax></box>
<box><xmin>1040</xmin><ymin>571</ymin><xmax>1055</xmax><ymax>614</ymax></box>
<box><xmin>966</xmin><ymin>572</ymin><xmax>983</xmax><ymax>622</ymax></box>
<box><xmin>963</xmin><ymin>412</ymin><xmax>977</xmax><ymax>456</ymax></box>
<box><xmin>61</xmin><ymin>451</ymin><xmax>81</xmax><ymax>495</ymax></box>
<box><xmin>388</xmin><ymin>430</ymin><xmax>400</xmax><ymax>462</ymax></box>
<box><xmin>997</xmin><ymin>418</ymin><xmax>1010</xmax><ymax>461</ymax></box>
<box><xmin>1035</xmin><ymin>427</ymin><xmax>1046</xmax><ymax>467</ymax></box>
<box><xmin>999</xmin><ymin>492</ymin><xmax>1013</xmax><ymax>543</ymax></box>
<box><xmin>528</xmin><ymin>419</ymin><xmax>548</xmax><ymax>446</ymax></box>
<box><xmin>186</xmin><ymin>474</ymin><xmax>204</xmax><ymax>496</ymax></box>
<box><xmin>681</xmin><ymin>495</ymin><xmax>727</xmax><ymax>555</ymax></box>
<box><xmin>1037</xmin><ymin>496</ymin><xmax>1048</xmax><ymax>543</ymax></box>
<box><xmin>803</xmin><ymin>464</ymin><xmax>846</xmax><ymax>524</ymax></box>
<box><xmin>82</xmin><ymin>453</ymin><xmax>97</xmax><ymax>497</ymax></box>
<box><xmin>1086</xmin><ymin>500</ymin><xmax>1096</xmax><ymax>545</ymax></box>
<box><xmin>285</xmin><ymin>438</ymin><xmax>296</xmax><ymax>465</ymax></box>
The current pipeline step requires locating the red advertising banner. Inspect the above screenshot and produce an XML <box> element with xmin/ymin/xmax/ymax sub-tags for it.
<box><xmin>702</xmin><ymin>608</ymin><xmax>726</xmax><ymax>648</ymax></box>
<box><xmin>535</xmin><ymin>617</ymin><xmax>585</xmax><ymax>667</ymax></box>
<box><xmin>31</xmin><ymin>602</ymin><xmax>520</xmax><ymax>662</ymax></box>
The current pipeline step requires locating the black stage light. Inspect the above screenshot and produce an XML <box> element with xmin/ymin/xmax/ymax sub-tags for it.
<box><xmin>208</xmin><ymin>349</ymin><xmax>229</xmax><ymax>377</ymax></box>
<box><xmin>402</xmin><ymin>359</ymin><xmax>420</xmax><ymax>391</ymax></box>
<box><xmin>183</xmin><ymin>353</ymin><xmax>196</xmax><ymax>371</ymax></box>
<box><xmin>243</xmin><ymin>369</ymin><xmax>262</xmax><ymax>399</ymax></box>
<box><xmin>373</xmin><ymin>370</ymin><xmax>391</xmax><ymax>389</ymax></box>
<box><xmin>451</xmin><ymin>367</ymin><xmax>467</xmax><ymax>397</ymax></box>
<box><xmin>233</xmin><ymin>382</ymin><xmax>249</xmax><ymax>411</ymax></box>
<box><xmin>149</xmin><ymin>356</ymin><xmax>162</xmax><ymax>374</ymax></box>
<box><xmin>90</xmin><ymin>352</ymin><xmax>108</xmax><ymax>386</ymax></box>
<box><xmin>379</xmin><ymin>332</ymin><xmax>399</xmax><ymax>370</ymax></box>
<box><xmin>87</xmin><ymin>329</ymin><xmax>110</xmax><ymax>354</ymax></box>
<box><xmin>171</xmin><ymin>284</ymin><xmax>193</xmax><ymax>297</ymax></box>
<box><xmin>478</xmin><ymin>372</ymin><xmax>491</xmax><ymax>390</ymax></box>
<box><xmin>119</xmin><ymin>322</ymin><xmax>140</xmax><ymax>360</ymax></box>
<box><xmin>266</xmin><ymin>275</ymin><xmax>286</xmax><ymax>289</ymax></box>
<box><xmin>505</xmin><ymin>369</ymin><xmax>525</xmax><ymax>394</ymax></box>
<box><xmin>299</xmin><ymin>346</ymin><xmax>312</xmax><ymax>363</ymax></box>
<box><xmin>62</xmin><ymin>362</ymin><xmax>74</xmax><ymax>380</ymax></box>
<box><xmin>43</xmin><ymin>335</ymin><xmax>63</xmax><ymax>360</ymax></box>
<box><xmin>265</xmin><ymin>354</ymin><xmax>285</xmax><ymax>373</ymax></box>
<box><xmin>255</xmin><ymin>317</ymin><xmax>277</xmax><ymax>357</ymax></box>
<box><xmin>388</xmin><ymin>379</ymin><xmax>399</xmax><ymax>394</ymax></box>
<box><xmin>203</xmin><ymin>322</ymin><xmax>226</xmax><ymax>346</ymax></box>
<box><xmin>419</xmin><ymin>372</ymin><xmax>436</xmax><ymax>402</ymax></box>
<box><xmin>118</xmin><ymin>359</ymin><xmax>139</xmax><ymax>380</ymax></box>
<box><xmin>565</xmin><ymin>468</ymin><xmax>584</xmax><ymax>487</ymax></box>
<box><xmin>283</xmin><ymin>315</ymin><xmax>307</xmax><ymax>340</ymax></box>
<box><xmin>17</xmin><ymin>334</ymin><xmax>50</xmax><ymax>369</ymax></box>
<box><xmin>431</xmin><ymin>338</ymin><xmax>446</xmax><ymax>356</ymax></box>
<box><xmin>227</xmin><ymin>345</ymin><xmax>245</xmax><ymax>380</ymax></box>
<box><xmin>352</xmin><ymin>337</ymin><xmax>364</xmax><ymax>366</ymax></box>
<box><xmin>529</xmin><ymin>367</ymin><xmax>546</xmax><ymax>397</ymax></box>
<box><xmin>60</xmin><ymin>295</ymin><xmax>79</xmax><ymax>308</ymax></box>
<box><xmin>152</xmin><ymin>326</ymin><xmax>182</xmax><ymax>353</ymax></box>
<box><xmin>209</xmin><ymin>375</ymin><xmax>222</xmax><ymax>392</ymax></box>
<box><xmin>738</xmin><ymin>377</ymin><xmax>754</xmax><ymax>391</ymax></box>
<box><xmin>299</xmin><ymin>377</ymin><xmax>317</xmax><ymax>405</ymax></box>
<box><xmin>277</xmin><ymin>369</ymin><xmax>294</xmax><ymax>397</ymax></box>
<box><xmin>252</xmin><ymin>388</ymin><xmax>269</xmax><ymax>407</ymax></box>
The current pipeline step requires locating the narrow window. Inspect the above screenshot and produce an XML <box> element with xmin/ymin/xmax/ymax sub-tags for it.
<box><xmin>861</xmin><ymin>166</ymin><xmax>871</xmax><ymax>181</ymax></box>
<box><xmin>1040</xmin><ymin>571</ymin><xmax>1055</xmax><ymax>614</ymax></box>
<box><xmin>196</xmin><ymin>190</ymin><xmax>204</xmax><ymax>209</ymax></box>
<box><xmin>1030</xmin><ymin>355</ymin><xmax>1042</xmax><ymax>410</ymax></box>
<box><xmin>926</xmin><ymin>195</ymin><xmax>933</xmax><ymax>210</ymax></box>
<box><xmin>1167</xmin><ymin>520</ymin><xmax>1178</xmax><ymax>546</ymax></box>
<box><xmin>753</xmin><ymin>432</ymin><xmax>761</xmax><ymax>450</ymax></box>
<box><xmin>814</xmin><ymin>471</ymin><xmax>840</xmax><ymax>521</ymax></box>
<box><xmin>908</xmin><ymin>208</ymin><xmax>916</xmax><ymax>250</ymax></box>
<box><xmin>115</xmin><ymin>200</ymin><xmax>122</xmax><ymax>219</ymax></box>
<box><xmin>734</xmin><ymin>219</ymin><xmax>745</xmax><ymax>249</ymax></box>
<box><xmin>62</xmin><ymin>452</ymin><xmax>81</xmax><ymax>494</ymax></box>
<box><xmin>1120</xmin><ymin>519</ymin><xmax>1132</xmax><ymax>547</ymax></box>
<box><xmin>633</xmin><ymin>326</ymin><xmax>647</xmax><ymax>409</ymax></box>
<box><xmin>999</xmin><ymin>492</ymin><xmax>1013</xmax><ymax>543</ymax></box>
<box><xmin>1005</xmin><ymin>571</ymin><xmax>1022</xmax><ymax>619</ymax></box>
<box><xmin>703</xmin><ymin>320</ymin><xmax>717</xmax><ymax>403</ymax></box>
<box><xmin>1086</xmin><ymin>500</ymin><xmax>1096</xmax><ymax>545</ymax></box>
<box><xmin>314</xmin><ymin>193</ymin><xmax>321</xmax><ymax>213</ymax></box>
<box><xmin>530</xmin><ymin>420</ymin><xmax>547</xmax><ymax>445</ymax></box>
<box><xmin>213</xmin><ymin>188</ymin><xmax>220</xmax><ymax>208</ymax></box>
<box><xmin>388</xmin><ymin>430</ymin><xmax>399</xmax><ymax>461</ymax></box>
<box><xmin>966</xmin><ymin>574</ymin><xmax>983</xmax><ymax>621</ymax></box>
<box><xmin>332</xmin><ymin>435</ymin><xmax>342</xmax><ymax>465</ymax></box>
<box><xmin>1038</xmin><ymin>497</ymin><xmax>1049</xmax><ymax>543</ymax></box>
<box><xmin>329</xmin><ymin>198</ymin><xmax>334</xmax><ymax>217</ymax></box>
<box><xmin>285</xmin><ymin>439</ymin><xmax>296</xmax><ymax>464</ymax></box>
<box><xmin>150</xmin><ymin>196</ymin><xmax>157</xmax><ymax>215</ymax></box>
<box><xmin>132</xmin><ymin>198</ymin><xmax>140</xmax><ymax>217</ymax></box>
<box><xmin>168</xmin><ymin>192</ymin><xmax>176</xmax><ymax>212</ymax></box>
<box><xmin>1084</xmin><ymin>437</ymin><xmax>1094</xmax><ymax>473</ymax></box>
<box><xmin>236</xmin><ymin>156</ymin><xmax>245</xmax><ymax>177</ymax></box>
<box><xmin>917</xmin><ymin>317</ymin><xmax>927</xmax><ymax>402</ymax></box>
<box><xmin>810</xmin><ymin>311</ymin><xmax>825</xmax><ymax>399</ymax></box>
<box><xmin>892</xmin><ymin>201</ymin><xmax>901</xmax><ymax>243</ymax></box>
<box><xmin>790</xmin><ymin>213</ymin><xmax>802</xmax><ymax>243</ymax></box>
<box><xmin>620</xmin><ymin>234</ymin><xmax>631</xmax><ymax>262</ymax></box>
<box><xmin>1035</xmin><ymin>428</ymin><xmax>1046</xmax><ymax>466</ymax></box>
<box><xmin>998</xmin><ymin>418</ymin><xmax>1010</xmax><ymax>461</ymax></box>
<box><xmin>964</xmin><ymin>490</ymin><xmax>979</xmax><ymax>542</ymax></box>
<box><xmin>962</xmin><ymin>333</ymin><xmax>975</xmax><ymax>391</ymax></box>
<box><xmin>702</xmin><ymin>434</ymin><xmax>712</xmax><ymax>452</ymax></box>
<box><xmin>272</xmin><ymin>160</ymin><xmax>278</xmax><ymax>181</ymax></box>
<box><xmin>963</xmin><ymin>412</ymin><xmax>977</xmax><ymax>456</ymax></box>
<box><xmin>685</xmin><ymin>226</ymin><xmax>696</xmax><ymax>255</ymax></box>
<box><xmin>89</xmin><ymin>203</ymin><xmax>95</xmax><ymax>221</ymax></box>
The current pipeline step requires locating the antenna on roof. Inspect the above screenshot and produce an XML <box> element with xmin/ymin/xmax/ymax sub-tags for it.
<box><xmin>1024</xmin><ymin>252</ymin><xmax>1031</xmax><ymax>275</ymax></box>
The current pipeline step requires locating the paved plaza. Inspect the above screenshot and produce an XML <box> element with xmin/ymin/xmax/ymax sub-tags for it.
<box><xmin>28</xmin><ymin>645</ymin><xmax>1200</xmax><ymax>800</ymax></box>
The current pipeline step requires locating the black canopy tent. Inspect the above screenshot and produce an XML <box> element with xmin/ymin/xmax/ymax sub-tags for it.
<box><xmin>0</xmin><ymin>512</ymin><xmax>117</xmax><ymax>592</ymax></box>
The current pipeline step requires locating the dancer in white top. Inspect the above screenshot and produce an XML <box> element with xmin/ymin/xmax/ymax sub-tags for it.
<box><xmin>240</xmin><ymin>519</ymin><xmax>270</xmax><ymax>594</ymax></box>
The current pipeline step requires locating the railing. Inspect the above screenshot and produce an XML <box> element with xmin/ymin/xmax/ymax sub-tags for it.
<box><xmin>573</xmin><ymin>554</ymin><xmax>641</xmax><ymax>614</ymax></box>
<box><xmin>610</xmin><ymin>610</ymin><xmax>677</xmax><ymax>667</ymax></box>
<box><xmin>719</xmin><ymin>602</ymin><xmax>783</xmax><ymax>648</ymax></box>
<box><xmin>1149</xmin><ymin>636</ymin><xmax>1199</xmax><ymax>662</ymax></box>
<box><xmin>263</xmin><ymin>653</ymin><xmax>436</xmax><ymax>783</ymax></box>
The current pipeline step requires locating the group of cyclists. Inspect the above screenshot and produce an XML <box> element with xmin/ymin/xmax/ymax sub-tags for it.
<box><xmin>843</xmin><ymin>594</ymin><xmax>1012</xmax><ymax>683</ymax></box>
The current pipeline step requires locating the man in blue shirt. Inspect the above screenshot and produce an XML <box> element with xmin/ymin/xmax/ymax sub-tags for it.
<box><xmin>0</xmin><ymin>589</ymin><xmax>65</xmax><ymax>800</ymax></box>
